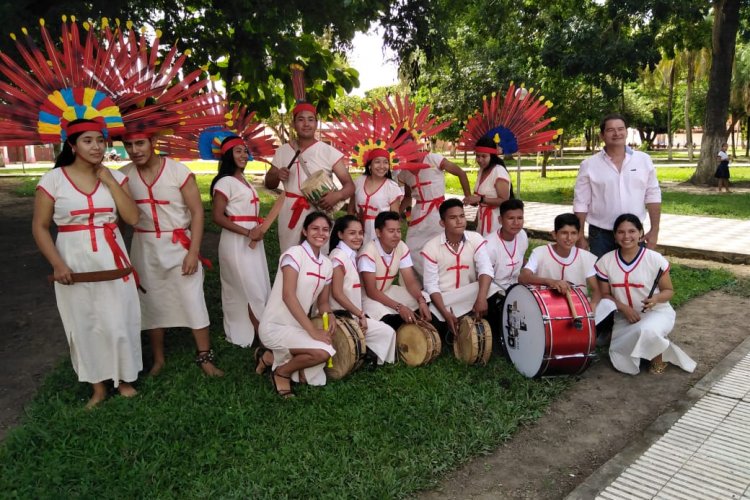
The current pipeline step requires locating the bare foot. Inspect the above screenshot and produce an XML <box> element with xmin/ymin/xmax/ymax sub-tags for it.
<box><xmin>255</xmin><ymin>349</ymin><xmax>273</xmax><ymax>375</ymax></box>
<box><xmin>149</xmin><ymin>361</ymin><xmax>165</xmax><ymax>376</ymax></box>
<box><xmin>117</xmin><ymin>383</ymin><xmax>138</xmax><ymax>398</ymax></box>
<box><xmin>86</xmin><ymin>386</ymin><xmax>108</xmax><ymax>409</ymax></box>
<box><xmin>200</xmin><ymin>362</ymin><xmax>224</xmax><ymax>377</ymax></box>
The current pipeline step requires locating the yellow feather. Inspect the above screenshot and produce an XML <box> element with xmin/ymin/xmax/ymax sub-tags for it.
<box><xmin>39</xmin><ymin>18</ymin><xmax>45</xmax><ymax>26</ymax></box>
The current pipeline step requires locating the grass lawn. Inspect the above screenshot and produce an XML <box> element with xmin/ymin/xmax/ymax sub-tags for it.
<box><xmin>0</xmin><ymin>190</ymin><xmax>738</xmax><ymax>497</ymax></box>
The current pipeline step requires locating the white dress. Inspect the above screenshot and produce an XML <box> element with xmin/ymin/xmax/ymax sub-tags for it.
<box><xmin>484</xmin><ymin>228</ymin><xmax>529</xmax><ymax>292</ymax></box>
<box><xmin>398</xmin><ymin>153</ymin><xmax>446</xmax><ymax>277</ymax></box>
<box><xmin>271</xmin><ymin>141</ymin><xmax>345</xmax><ymax>252</ymax></box>
<box><xmin>353</xmin><ymin>175</ymin><xmax>403</xmax><ymax>243</ymax></box>
<box><xmin>330</xmin><ymin>242</ymin><xmax>396</xmax><ymax>364</ymax></box>
<box><xmin>120</xmin><ymin>158</ymin><xmax>210</xmax><ymax>330</ymax></box>
<box><xmin>358</xmin><ymin>239</ymin><xmax>420</xmax><ymax>320</ymax></box>
<box><xmin>595</xmin><ymin>247</ymin><xmax>696</xmax><ymax>375</ymax></box>
<box><xmin>213</xmin><ymin>176</ymin><xmax>271</xmax><ymax>347</ymax></box>
<box><xmin>259</xmin><ymin>242</ymin><xmax>336</xmax><ymax>386</ymax></box>
<box><xmin>420</xmin><ymin>231</ymin><xmax>499</xmax><ymax>321</ymax></box>
<box><xmin>473</xmin><ymin>165</ymin><xmax>511</xmax><ymax>236</ymax></box>
<box><xmin>37</xmin><ymin>168</ymin><xmax>142</xmax><ymax>386</ymax></box>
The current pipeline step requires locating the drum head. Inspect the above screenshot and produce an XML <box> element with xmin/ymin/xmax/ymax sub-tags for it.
<box><xmin>455</xmin><ymin>316</ymin><xmax>492</xmax><ymax>365</ymax></box>
<box><xmin>502</xmin><ymin>284</ymin><xmax>546</xmax><ymax>377</ymax></box>
<box><xmin>397</xmin><ymin>322</ymin><xmax>440</xmax><ymax>366</ymax></box>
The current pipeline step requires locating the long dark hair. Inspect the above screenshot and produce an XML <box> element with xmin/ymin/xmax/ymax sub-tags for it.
<box><xmin>299</xmin><ymin>211</ymin><xmax>332</xmax><ymax>244</ymax></box>
<box><xmin>329</xmin><ymin>214</ymin><xmax>361</xmax><ymax>251</ymax></box>
<box><xmin>210</xmin><ymin>135</ymin><xmax>243</xmax><ymax>197</ymax></box>
<box><xmin>363</xmin><ymin>156</ymin><xmax>393</xmax><ymax>180</ymax></box>
<box><xmin>476</xmin><ymin>136</ymin><xmax>513</xmax><ymax>199</ymax></box>
<box><xmin>53</xmin><ymin>119</ymin><xmax>103</xmax><ymax>168</ymax></box>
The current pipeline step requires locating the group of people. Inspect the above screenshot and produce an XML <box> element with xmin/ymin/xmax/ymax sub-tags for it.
<box><xmin>32</xmin><ymin>109</ymin><xmax>697</xmax><ymax>405</ymax></box>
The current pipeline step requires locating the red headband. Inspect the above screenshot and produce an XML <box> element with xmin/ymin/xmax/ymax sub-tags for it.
<box><xmin>474</xmin><ymin>146</ymin><xmax>498</xmax><ymax>154</ymax></box>
<box><xmin>220</xmin><ymin>137</ymin><xmax>247</xmax><ymax>155</ymax></box>
<box><xmin>367</xmin><ymin>148</ymin><xmax>389</xmax><ymax>162</ymax></box>
<box><xmin>293</xmin><ymin>102</ymin><xmax>317</xmax><ymax>116</ymax></box>
<box><xmin>65</xmin><ymin>121</ymin><xmax>105</xmax><ymax>137</ymax></box>
<box><xmin>122</xmin><ymin>132</ymin><xmax>152</xmax><ymax>141</ymax></box>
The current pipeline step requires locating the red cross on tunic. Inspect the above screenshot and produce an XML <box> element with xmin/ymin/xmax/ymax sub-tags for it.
<box><xmin>375</xmin><ymin>255</ymin><xmax>399</xmax><ymax>291</ymax></box>
<box><xmin>612</xmin><ymin>250</ymin><xmax>647</xmax><ymax>307</ymax></box>
<box><xmin>228</xmin><ymin>193</ymin><xmax>264</xmax><ymax>225</ymax></box>
<box><xmin>135</xmin><ymin>159</ymin><xmax>170</xmax><ymax>238</ymax></box>
<box><xmin>301</xmin><ymin>243</ymin><xmax>327</xmax><ymax>296</ymax></box>
<box><xmin>358</xmin><ymin>178</ymin><xmax>386</xmax><ymax>221</ymax></box>
<box><xmin>548</xmin><ymin>246</ymin><xmax>578</xmax><ymax>280</ymax></box>
<box><xmin>411</xmin><ymin>172</ymin><xmax>432</xmax><ymax>202</ymax></box>
<box><xmin>445</xmin><ymin>241</ymin><xmax>470</xmax><ymax>289</ymax></box>
<box><xmin>502</xmin><ymin>236</ymin><xmax>519</xmax><ymax>274</ymax></box>
<box><xmin>69</xmin><ymin>198</ymin><xmax>114</xmax><ymax>252</ymax></box>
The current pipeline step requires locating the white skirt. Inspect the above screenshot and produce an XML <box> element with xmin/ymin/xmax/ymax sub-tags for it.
<box><xmin>259</xmin><ymin>322</ymin><xmax>336</xmax><ymax>386</ymax></box>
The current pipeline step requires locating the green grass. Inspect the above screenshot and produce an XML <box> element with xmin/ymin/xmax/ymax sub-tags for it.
<box><xmin>0</xmin><ymin>194</ymin><xmax>739</xmax><ymax>498</ymax></box>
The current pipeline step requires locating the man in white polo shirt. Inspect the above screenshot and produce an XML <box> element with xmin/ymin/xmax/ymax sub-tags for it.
<box><xmin>573</xmin><ymin>113</ymin><xmax>662</xmax><ymax>257</ymax></box>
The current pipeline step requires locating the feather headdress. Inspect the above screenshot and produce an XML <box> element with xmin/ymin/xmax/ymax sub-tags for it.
<box><xmin>372</xmin><ymin>93</ymin><xmax>453</xmax><ymax>144</ymax></box>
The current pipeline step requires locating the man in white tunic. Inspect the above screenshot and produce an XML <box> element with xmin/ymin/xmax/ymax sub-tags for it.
<box><xmin>359</xmin><ymin>211</ymin><xmax>432</xmax><ymax>331</ymax></box>
<box><xmin>420</xmin><ymin>199</ymin><xmax>498</xmax><ymax>337</ymax></box>
<box><xmin>264</xmin><ymin>103</ymin><xmax>354</xmax><ymax>252</ymax></box>
<box><xmin>121</xmin><ymin>133</ymin><xmax>223</xmax><ymax>376</ymax></box>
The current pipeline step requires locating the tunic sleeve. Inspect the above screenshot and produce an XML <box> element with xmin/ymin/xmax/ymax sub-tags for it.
<box><xmin>36</xmin><ymin>170</ymin><xmax>59</xmax><ymax>200</ymax></box>
<box><xmin>171</xmin><ymin>160</ymin><xmax>194</xmax><ymax>189</ymax></box>
<box><xmin>212</xmin><ymin>176</ymin><xmax>232</xmax><ymax>200</ymax></box>
<box><xmin>386</xmin><ymin>179</ymin><xmax>403</xmax><ymax>204</ymax></box>
<box><xmin>524</xmin><ymin>246</ymin><xmax>543</xmax><ymax>273</ymax></box>
<box><xmin>110</xmin><ymin>169</ymin><xmax>128</xmax><ymax>186</ymax></box>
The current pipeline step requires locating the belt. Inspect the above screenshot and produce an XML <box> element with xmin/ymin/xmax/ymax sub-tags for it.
<box><xmin>409</xmin><ymin>196</ymin><xmax>445</xmax><ymax>226</ymax></box>
<box><xmin>285</xmin><ymin>192</ymin><xmax>310</xmax><ymax>229</ymax></box>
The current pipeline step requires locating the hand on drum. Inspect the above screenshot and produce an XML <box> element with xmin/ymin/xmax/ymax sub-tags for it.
<box><xmin>357</xmin><ymin>314</ymin><xmax>368</xmax><ymax>333</ymax></box>
<box><xmin>310</xmin><ymin>328</ymin><xmax>332</xmax><ymax>345</ymax></box>
<box><xmin>418</xmin><ymin>301</ymin><xmax>432</xmax><ymax>322</ymax></box>
<box><xmin>549</xmin><ymin>279</ymin><xmax>571</xmax><ymax>295</ymax></box>
<box><xmin>398</xmin><ymin>305</ymin><xmax>416</xmax><ymax>324</ymax></box>
<box><xmin>472</xmin><ymin>296</ymin><xmax>488</xmax><ymax>318</ymax></box>
<box><xmin>445</xmin><ymin>310</ymin><xmax>459</xmax><ymax>336</ymax></box>
<box><xmin>317</xmin><ymin>191</ymin><xmax>339</xmax><ymax>211</ymax></box>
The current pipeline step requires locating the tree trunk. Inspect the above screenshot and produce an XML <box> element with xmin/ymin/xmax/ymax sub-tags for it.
<box><xmin>691</xmin><ymin>0</ymin><xmax>741</xmax><ymax>185</ymax></box>
<box><xmin>730</xmin><ymin>115</ymin><xmax>738</xmax><ymax>157</ymax></box>
<box><xmin>685</xmin><ymin>51</ymin><xmax>695</xmax><ymax>162</ymax></box>
<box><xmin>667</xmin><ymin>61</ymin><xmax>676</xmax><ymax>161</ymax></box>
<box><xmin>541</xmin><ymin>151</ymin><xmax>550</xmax><ymax>178</ymax></box>
<box><xmin>746</xmin><ymin>116</ymin><xmax>749</xmax><ymax>157</ymax></box>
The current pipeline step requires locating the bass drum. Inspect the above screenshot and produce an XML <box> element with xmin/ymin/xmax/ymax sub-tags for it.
<box><xmin>501</xmin><ymin>284</ymin><xmax>595</xmax><ymax>378</ymax></box>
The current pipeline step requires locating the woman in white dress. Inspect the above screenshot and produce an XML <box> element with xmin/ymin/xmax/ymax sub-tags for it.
<box><xmin>349</xmin><ymin>149</ymin><xmax>403</xmax><ymax>243</ymax></box>
<box><xmin>211</xmin><ymin>135</ymin><xmax>271</xmax><ymax>347</ymax></box>
<box><xmin>464</xmin><ymin>137</ymin><xmax>512</xmax><ymax>236</ymax></box>
<box><xmin>595</xmin><ymin>213</ymin><xmax>696</xmax><ymax>375</ymax></box>
<box><xmin>257</xmin><ymin>212</ymin><xmax>337</xmax><ymax>397</ymax></box>
<box><xmin>31</xmin><ymin>119</ymin><xmax>143</xmax><ymax>408</ymax></box>
<box><xmin>329</xmin><ymin>215</ymin><xmax>396</xmax><ymax>365</ymax></box>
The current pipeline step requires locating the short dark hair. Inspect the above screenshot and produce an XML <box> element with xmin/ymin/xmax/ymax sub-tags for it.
<box><xmin>500</xmin><ymin>198</ymin><xmax>524</xmax><ymax>216</ymax></box>
<box><xmin>613</xmin><ymin>213</ymin><xmax>643</xmax><ymax>233</ymax></box>
<box><xmin>599</xmin><ymin>113</ymin><xmax>628</xmax><ymax>134</ymax></box>
<box><xmin>438</xmin><ymin>198</ymin><xmax>464</xmax><ymax>220</ymax></box>
<box><xmin>553</xmin><ymin>213</ymin><xmax>580</xmax><ymax>232</ymax></box>
<box><xmin>374</xmin><ymin>210</ymin><xmax>400</xmax><ymax>230</ymax></box>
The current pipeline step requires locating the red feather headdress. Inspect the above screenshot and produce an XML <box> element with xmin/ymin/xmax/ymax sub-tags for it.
<box><xmin>372</xmin><ymin>93</ymin><xmax>453</xmax><ymax>145</ymax></box>
<box><xmin>325</xmin><ymin>108</ymin><xmax>427</xmax><ymax>171</ymax></box>
<box><xmin>457</xmin><ymin>83</ymin><xmax>562</xmax><ymax>155</ymax></box>
<box><xmin>0</xmin><ymin>16</ymin><xmax>223</xmax><ymax>145</ymax></box>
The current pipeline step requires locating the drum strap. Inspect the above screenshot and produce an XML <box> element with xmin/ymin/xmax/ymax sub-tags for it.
<box><xmin>475</xmin><ymin>319</ymin><xmax>487</xmax><ymax>362</ymax></box>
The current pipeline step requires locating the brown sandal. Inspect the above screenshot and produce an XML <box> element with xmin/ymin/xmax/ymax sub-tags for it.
<box><xmin>254</xmin><ymin>347</ymin><xmax>272</xmax><ymax>376</ymax></box>
<box><xmin>649</xmin><ymin>359</ymin><xmax>668</xmax><ymax>374</ymax></box>
<box><xmin>270</xmin><ymin>369</ymin><xmax>295</xmax><ymax>399</ymax></box>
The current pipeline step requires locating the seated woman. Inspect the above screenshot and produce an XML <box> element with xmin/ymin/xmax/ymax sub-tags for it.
<box><xmin>257</xmin><ymin>212</ymin><xmax>336</xmax><ymax>397</ymax></box>
<box><xmin>349</xmin><ymin>148</ymin><xmax>403</xmax><ymax>243</ymax></box>
<box><xmin>595</xmin><ymin>213</ymin><xmax>696</xmax><ymax>375</ymax></box>
<box><xmin>329</xmin><ymin>215</ymin><xmax>396</xmax><ymax>365</ymax></box>
<box><xmin>32</xmin><ymin>118</ymin><xmax>142</xmax><ymax>408</ymax></box>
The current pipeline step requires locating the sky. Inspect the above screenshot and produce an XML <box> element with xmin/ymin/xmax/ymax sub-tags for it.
<box><xmin>346</xmin><ymin>25</ymin><xmax>400</xmax><ymax>96</ymax></box>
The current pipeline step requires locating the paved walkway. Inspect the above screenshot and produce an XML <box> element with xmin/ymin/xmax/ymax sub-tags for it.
<box><xmin>567</xmin><ymin>337</ymin><xmax>750</xmax><ymax>500</ymax></box>
<box><xmin>453</xmin><ymin>198</ymin><xmax>750</xmax><ymax>265</ymax></box>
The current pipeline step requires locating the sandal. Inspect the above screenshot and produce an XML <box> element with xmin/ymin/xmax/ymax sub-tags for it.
<box><xmin>254</xmin><ymin>347</ymin><xmax>272</xmax><ymax>376</ymax></box>
<box><xmin>195</xmin><ymin>349</ymin><xmax>217</xmax><ymax>366</ymax></box>
<box><xmin>649</xmin><ymin>359</ymin><xmax>668</xmax><ymax>374</ymax></box>
<box><xmin>270</xmin><ymin>369</ymin><xmax>295</xmax><ymax>399</ymax></box>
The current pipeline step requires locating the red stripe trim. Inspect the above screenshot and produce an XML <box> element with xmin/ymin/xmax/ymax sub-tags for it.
<box><xmin>36</xmin><ymin>185</ymin><xmax>55</xmax><ymax>201</ymax></box>
<box><xmin>179</xmin><ymin>172</ymin><xmax>195</xmax><ymax>190</ymax></box>
<box><xmin>420</xmin><ymin>251</ymin><xmax>437</xmax><ymax>264</ymax></box>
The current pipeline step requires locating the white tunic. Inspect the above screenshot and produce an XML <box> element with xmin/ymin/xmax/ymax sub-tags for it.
<box><xmin>420</xmin><ymin>231</ymin><xmax>499</xmax><ymax>321</ymax></box>
<box><xmin>271</xmin><ymin>141</ymin><xmax>345</xmax><ymax>252</ymax></box>
<box><xmin>484</xmin><ymin>228</ymin><xmax>529</xmax><ymax>292</ymax></box>
<box><xmin>121</xmin><ymin>158</ymin><xmax>210</xmax><ymax>330</ymax></box>
<box><xmin>330</xmin><ymin>242</ymin><xmax>396</xmax><ymax>364</ymax></box>
<box><xmin>524</xmin><ymin>244</ymin><xmax>597</xmax><ymax>288</ymax></box>
<box><xmin>259</xmin><ymin>242</ymin><xmax>335</xmax><ymax>386</ymax></box>
<box><xmin>353</xmin><ymin>175</ymin><xmax>403</xmax><ymax>242</ymax></box>
<box><xmin>213</xmin><ymin>176</ymin><xmax>271</xmax><ymax>347</ymax></box>
<box><xmin>37</xmin><ymin>168</ymin><xmax>142</xmax><ymax>386</ymax></box>
<box><xmin>595</xmin><ymin>247</ymin><xmax>696</xmax><ymax>375</ymax></box>
<box><xmin>398</xmin><ymin>153</ymin><xmax>446</xmax><ymax>277</ymax></box>
<box><xmin>473</xmin><ymin>165</ymin><xmax>511</xmax><ymax>236</ymax></box>
<box><xmin>358</xmin><ymin>239</ymin><xmax>419</xmax><ymax>320</ymax></box>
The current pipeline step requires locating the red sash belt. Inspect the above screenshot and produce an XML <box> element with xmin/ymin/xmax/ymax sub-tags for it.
<box><xmin>409</xmin><ymin>196</ymin><xmax>445</xmax><ymax>227</ymax></box>
<box><xmin>285</xmin><ymin>192</ymin><xmax>310</xmax><ymax>229</ymax></box>
<box><xmin>56</xmin><ymin>223</ymin><xmax>140</xmax><ymax>287</ymax></box>
<box><xmin>477</xmin><ymin>203</ymin><xmax>493</xmax><ymax>234</ymax></box>
<box><xmin>229</xmin><ymin>215</ymin><xmax>264</xmax><ymax>224</ymax></box>
<box><xmin>171</xmin><ymin>228</ymin><xmax>213</xmax><ymax>269</ymax></box>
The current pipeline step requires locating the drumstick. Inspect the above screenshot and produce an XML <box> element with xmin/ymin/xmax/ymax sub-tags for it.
<box><xmin>285</xmin><ymin>149</ymin><xmax>301</xmax><ymax>169</ymax></box>
<box><xmin>641</xmin><ymin>268</ymin><xmax>664</xmax><ymax>313</ymax></box>
<box><xmin>323</xmin><ymin>313</ymin><xmax>333</xmax><ymax>368</ymax></box>
<box><xmin>564</xmin><ymin>289</ymin><xmax>584</xmax><ymax>330</ymax></box>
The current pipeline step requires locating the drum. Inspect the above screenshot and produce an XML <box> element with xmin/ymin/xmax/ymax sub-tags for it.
<box><xmin>312</xmin><ymin>315</ymin><xmax>367</xmax><ymax>380</ymax></box>
<box><xmin>454</xmin><ymin>316</ymin><xmax>492</xmax><ymax>365</ymax></box>
<box><xmin>396</xmin><ymin>320</ymin><xmax>441</xmax><ymax>366</ymax></box>
<box><xmin>301</xmin><ymin>170</ymin><xmax>345</xmax><ymax>214</ymax></box>
<box><xmin>501</xmin><ymin>284</ymin><xmax>595</xmax><ymax>378</ymax></box>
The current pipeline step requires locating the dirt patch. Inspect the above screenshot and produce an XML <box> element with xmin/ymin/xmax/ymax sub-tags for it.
<box><xmin>421</xmin><ymin>291</ymin><xmax>750</xmax><ymax>499</ymax></box>
<box><xmin>660</xmin><ymin>180</ymin><xmax>750</xmax><ymax>194</ymax></box>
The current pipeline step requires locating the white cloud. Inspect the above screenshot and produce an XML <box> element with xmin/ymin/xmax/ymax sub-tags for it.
<box><xmin>347</xmin><ymin>24</ymin><xmax>399</xmax><ymax>96</ymax></box>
